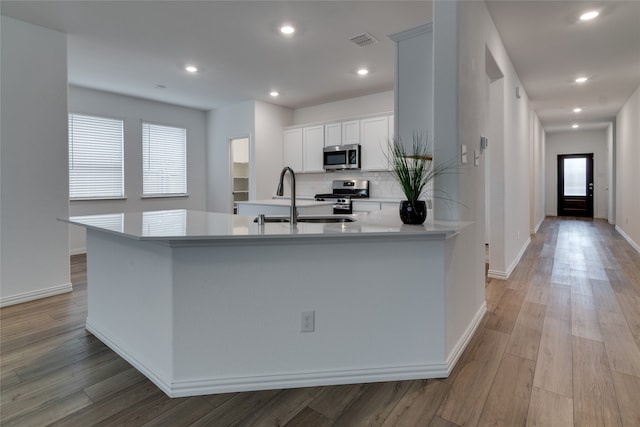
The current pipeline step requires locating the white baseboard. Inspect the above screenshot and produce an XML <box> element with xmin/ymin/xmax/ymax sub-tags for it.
<box><xmin>615</xmin><ymin>225</ymin><xmax>640</xmax><ymax>254</ymax></box>
<box><xmin>88</xmin><ymin>319</ymin><xmax>456</xmax><ymax>398</ymax></box>
<box><xmin>70</xmin><ymin>247</ymin><xmax>86</xmax><ymax>256</ymax></box>
<box><xmin>532</xmin><ymin>216</ymin><xmax>544</xmax><ymax>234</ymax></box>
<box><xmin>0</xmin><ymin>282</ymin><xmax>73</xmax><ymax>307</ymax></box>
<box><xmin>446</xmin><ymin>302</ymin><xmax>487</xmax><ymax>374</ymax></box>
<box><xmin>487</xmin><ymin>237</ymin><xmax>531</xmax><ymax>280</ymax></box>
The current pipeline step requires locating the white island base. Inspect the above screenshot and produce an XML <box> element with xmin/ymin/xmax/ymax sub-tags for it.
<box><xmin>73</xmin><ymin>210</ymin><xmax>486</xmax><ymax>397</ymax></box>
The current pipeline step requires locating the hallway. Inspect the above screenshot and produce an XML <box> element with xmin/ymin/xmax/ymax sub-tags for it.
<box><xmin>1</xmin><ymin>218</ymin><xmax>639</xmax><ymax>426</ymax></box>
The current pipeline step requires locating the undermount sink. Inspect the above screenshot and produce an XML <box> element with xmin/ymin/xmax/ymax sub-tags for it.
<box><xmin>253</xmin><ymin>216</ymin><xmax>356</xmax><ymax>224</ymax></box>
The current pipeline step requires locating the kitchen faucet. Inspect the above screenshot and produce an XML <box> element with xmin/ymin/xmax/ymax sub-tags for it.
<box><xmin>276</xmin><ymin>166</ymin><xmax>297</xmax><ymax>224</ymax></box>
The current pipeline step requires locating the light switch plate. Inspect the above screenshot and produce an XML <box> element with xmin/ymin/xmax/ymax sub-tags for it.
<box><xmin>461</xmin><ymin>145</ymin><xmax>468</xmax><ymax>164</ymax></box>
<box><xmin>474</xmin><ymin>149</ymin><xmax>480</xmax><ymax>166</ymax></box>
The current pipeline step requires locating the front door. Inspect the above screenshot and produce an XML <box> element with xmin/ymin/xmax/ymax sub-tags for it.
<box><xmin>557</xmin><ymin>153</ymin><xmax>593</xmax><ymax>217</ymax></box>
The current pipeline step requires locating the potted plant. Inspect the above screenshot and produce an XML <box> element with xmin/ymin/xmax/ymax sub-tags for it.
<box><xmin>387</xmin><ymin>131</ymin><xmax>452</xmax><ymax>224</ymax></box>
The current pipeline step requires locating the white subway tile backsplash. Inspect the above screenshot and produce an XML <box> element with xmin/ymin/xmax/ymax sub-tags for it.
<box><xmin>295</xmin><ymin>171</ymin><xmax>405</xmax><ymax>199</ymax></box>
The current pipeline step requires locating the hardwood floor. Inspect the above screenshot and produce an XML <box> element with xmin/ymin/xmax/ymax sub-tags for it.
<box><xmin>2</xmin><ymin>218</ymin><xmax>639</xmax><ymax>426</ymax></box>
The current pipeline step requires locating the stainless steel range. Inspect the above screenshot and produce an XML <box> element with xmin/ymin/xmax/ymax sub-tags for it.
<box><xmin>315</xmin><ymin>180</ymin><xmax>370</xmax><ymax>214</ymax></box>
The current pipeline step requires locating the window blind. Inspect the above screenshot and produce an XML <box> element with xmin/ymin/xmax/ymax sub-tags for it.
<box><xmin>142</xmin><ymin>122</ymin><xmax>187</xmax><ymax>196</ymax></box>
<box><xmin>68</xmin><ymin>114</ymin><xmax>124</xmax><ymax>200</ymax></box>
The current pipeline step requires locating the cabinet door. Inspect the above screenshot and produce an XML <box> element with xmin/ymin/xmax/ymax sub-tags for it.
<box><xmin>283</xmin><ymin>128</ymin><xmax>303</xmax><ymax>172</ymax></box>
<box><xmin>342</xmin><ymin>120</ymin><xmax>360</xmax><ymax>145</ymax></box>
<box><xmin>324</xmin><ymin>122</ymin><xmax>342</xmax><ymax>146</ymax></box>
<box><xmin>360</xmin><ymin>116</ymin><xmax>389</xmax><ymax>171</ymax></box>
<box><xmin>303</xmin><ymin>125</ymin><xmax>325</xmax><ymax>172</ymax></box>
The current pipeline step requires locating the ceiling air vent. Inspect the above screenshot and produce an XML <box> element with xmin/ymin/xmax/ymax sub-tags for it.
<box><xmin>349</xmin><ymin>32</ymin><xmax>378</xmax><ymax>48</ymax></box>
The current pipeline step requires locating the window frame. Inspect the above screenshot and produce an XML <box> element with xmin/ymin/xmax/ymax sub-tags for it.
<box><xmin>68</xmin><ymin>112</ymin><xmax>125</xmax><ymax>201</ymax></box>
<box><xmin>141</xmin><ymin>120</ymin><xmax>188</xmax><ymax>198</ymax></box>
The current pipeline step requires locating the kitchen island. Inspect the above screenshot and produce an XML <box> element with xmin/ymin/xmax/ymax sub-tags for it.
<box><xmin>62</xmin><ymin>209</ymin><xmax>485</xmax><ymax>397</ymax></box>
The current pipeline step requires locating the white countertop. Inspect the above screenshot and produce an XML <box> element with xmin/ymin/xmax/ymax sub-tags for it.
<box><xmin>61</xmin><ymin>209</ymin><xmax>469</xmax><ymax>242</ymax></box>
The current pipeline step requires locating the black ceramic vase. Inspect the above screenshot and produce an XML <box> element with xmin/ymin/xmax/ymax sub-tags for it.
<box><xmin>399</xmin><ymin>200</ymin><xmax>427</xmax><ymax>225</ymax></box>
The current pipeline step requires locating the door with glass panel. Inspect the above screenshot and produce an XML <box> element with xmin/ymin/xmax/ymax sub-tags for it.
<box><xmin>557</xmin><ymin>153</ymin><xmax>594</xmax><ymax>217</ymax></box>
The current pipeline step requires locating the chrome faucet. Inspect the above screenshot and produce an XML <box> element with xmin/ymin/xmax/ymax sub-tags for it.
<box><xmin>276</xmin><ymin>166</ymin><xmax>297</xmax><ymax>224</ymax></box>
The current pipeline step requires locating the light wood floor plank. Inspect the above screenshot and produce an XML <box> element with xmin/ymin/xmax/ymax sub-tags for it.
<box><xmin>380</xmin><ymin>379</ymin><xmax>449</xmax><ymax>427</ymax></box>
<box><xmin>572</xmin><ymin>293</ymin><xmax>604</xmax><ymax>341</ymax></box>
<box><xmin>477</xmin><ymin>354</ymin><xmax>536</xmax><ymax>427</ymax></box>
<box><xmin>332</xmin><ymin>381</ymin><xmax>412</xmax><ymax>427</ymax></box>
<box><xmin>532</xmin><ymin>315</ymin><xmax>573</xmax><ymax>398</ymax></box>
<box><xmin>611</xmin><ymin>371</ymin><xmax>640</xmax><ymax>427</ymax></box>
<box><xmin>573</xmin><ymin>336</ymin><xmax>623</xmax><ymax>427</ymax></box>
<box><xmin>436</xmin><ymin>329</ymin><xmax>509</xmax><ymax>426</ymax></box>
<box><xmin>525</xmin><ymin>387</ymin><xmax>573</xmax><ymax>427</ymax></box>
<box><xmin>505</xmin><ymin>301</ymin><xmax>546</xmax><ymax>361</ymax></box>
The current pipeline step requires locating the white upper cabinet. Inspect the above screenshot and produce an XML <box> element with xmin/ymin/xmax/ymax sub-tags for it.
<box><xmin>342</xmin><ymin>120</ymin><xmax>360</xmax><ymax>145</ymax></box>
<box><xmin>283</xmin><ymin>128</ymin><xmax>303</xmax><ymax>172</ymax></box>
<box><xmin>302</xmin><ymin>125</ymin><xmax>325</xmax><ymax>172</ymax></box>
<box><xmin>324</xmin><ymin>122</ymin><xmax>342</xmax><ymax>147</ymax></box>
<box><xmin>360</xmin><ymin>115</ymin><xmax>391</xmax><ymax>171</ymax></box>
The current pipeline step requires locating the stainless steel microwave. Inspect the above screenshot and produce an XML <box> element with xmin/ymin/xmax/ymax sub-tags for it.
<box><xmin>323</xmin><ymin>144</ymin><xmax>361</xmax><ymax>171</ymax></box>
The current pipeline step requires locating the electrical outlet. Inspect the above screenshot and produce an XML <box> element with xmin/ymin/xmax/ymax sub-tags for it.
<box><xmin>301</xmin><ymin>310</ymin><xmax>315</xmax><ymax>332</ymax></box>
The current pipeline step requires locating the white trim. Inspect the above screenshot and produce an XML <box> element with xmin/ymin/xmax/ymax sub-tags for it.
<box><xmin>532</xmin><ymin>216</ymin><xmax>544</xmax><ymax>234</ymax></box>
<box><xmin>488</xmin><ymin>237</ymin><xmax>531</xmax><ymax>280</ymax></box>
<box><xmin>446</xmin><ymin>302</ymin><xmax>487</xmax><ymax>373</ymax></box>
<box><xmin>615</xmin><ymin>225</ymin><xmax>640</xmax><ymax>254</ymax></box>
<box><xmin>86</xmin><ymin>321</ymin><xmax>173</xmax><ymax>394</ymax></box>
<box><xmin>0</xmin><ymin>283</ymin><xmax>73</xmax><ymax>307</ymax></box>
<box><xmin>389</xmin><ymin>23</ymin><xmax>433</xmax><ymax>42</ymax></box>
<box><xmin>89</xmin><ymin>303</ymin><xmax>488</xmax><ymax>398</ymax></box>
<box><xmin>88</xmin><ymin>321</ymin><xmax>448</xmax><ymax>398</ymax></box>
<box><xmin>168</xmin><ymin>363</ymin><xmax>449</xmax><ymax>398</ymax></box>
<box><xmin>70</xmin><ymin>247</ymin><xmax>86</xmax><ymax>256</ymax></box>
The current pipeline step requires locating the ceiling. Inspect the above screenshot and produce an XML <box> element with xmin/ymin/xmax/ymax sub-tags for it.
<box><xmin>1</xmin><ymin>1</ymin><xmax>639</xmax><ymax>134</ymax></box>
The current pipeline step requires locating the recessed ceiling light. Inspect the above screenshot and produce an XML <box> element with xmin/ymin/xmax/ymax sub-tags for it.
<box><xmin>280</xmin><ymin>25</ymin><xmax>295</xmax><ymax>35</ymax></box>
<box><xmin>185</xmin><ymin>65</ymin><xmax>198</xmax><ymax>73</ymax></box>
<box><xmin>270</xmin><ymin>91</ymin><xmax>279</xmax><ymax>97</ymax></box>
<box><xmin>357</xmin><ymin>68</ymin><xmax>369</xmax><ymax>76</ymax></box>
<box><xmin>575</xmin><ymin>76</ymin><xmax>588</xmax><ymax>83</ymax></box>
<box><xmin>573</xmin><ymin>107</ymin><xmax>582</xmax><ymax>113</ymax></box>
<box><xmin>572</xmin><ymin>124</ymin><xmax>580</xmax><ymax>129</ymax></box>
<box><xmin>579</xmin><ymin>10</ymin><xmax>599</xmax><ymax>21</ymax></box>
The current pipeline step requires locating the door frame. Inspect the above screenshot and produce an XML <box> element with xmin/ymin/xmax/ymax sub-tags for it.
<box><xmin>557</xmin><ymin>153</ymin><xmax>594</xmax><ymax>217</ymax></box>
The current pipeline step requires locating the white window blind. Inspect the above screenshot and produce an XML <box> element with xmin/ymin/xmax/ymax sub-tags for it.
<box><xmin>142</xmin><ymin>122</ymin><xmax>187</xmax><ymax>196</ymax></box>
<box><xmin>68</xmin><ymin>114</ymin><xmax>124</xmax><ymax>200</ymax></box>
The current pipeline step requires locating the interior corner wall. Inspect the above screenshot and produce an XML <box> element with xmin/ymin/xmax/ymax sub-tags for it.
<box><xmin>615</xmin><ymin>84</ymin><xmax>640</xmax><ymax>250</ymax></box>
<box><xmin>544</xmin><ymin>129</ymin><xmax>609</xmax><ymax>219</ymax></box>
<box><xmin>455</xmin><ymin>1</ymin><xmax>533</xmax><ymax>280</ymax></box>
<box><xmin>67</xmin><ymin>86</ymin><xmax>208</xmax><ymax>254</ymax></box>
<box><xmin>254</xmin><ymin>102</ymin><xmax>293</xmax><ymax>200</ymax></box>
<box><xmin>207</xmin><ymin>101</ymin><xmax>255</xmax><ymax>213</ymax></box>
<box><xmin>607</xmin><ymin>122</ymin><xmax>615</xmax><ymax>224</ymax></box>
<box><xmin>1</xmin><ymin>16</ymin><xmax>70</xmax><ymax>306</ymax></box>
<box><xmin>531</xmin><ymin>113</ymin><xmax>545</xmax><ymax>233</ymax></box>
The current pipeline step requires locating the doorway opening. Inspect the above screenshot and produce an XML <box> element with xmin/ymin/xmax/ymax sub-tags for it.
<box><xmin>557</xmin><ymin>153</ymin><xmax>594</xmax><ymax>217</ymax></box>
<box><xmin>230</xmin><ymin>137</ymin><xmax>249</xmax><ymax>214</ymax></box>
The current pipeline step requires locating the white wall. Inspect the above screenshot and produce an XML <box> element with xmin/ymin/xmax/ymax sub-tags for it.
<box><xmin>1</xmin><ymin>16</ymin><xmax>71</xmax><ymax>306</ymax></box>
<box><xmin>452</xmin><ymin>1</ymin><xmax>539</xmax><ymax>280</ymax></box>
<box><xmin>254</xmin><ymin>101</ymin><xmax>293</xmax><ymax>199</ymax></box>
<box><xmin>207</xmin><ymin>101</ymin><xmax>255</xmax><ymax>213</ymax></box>
<box><xmin>545</xmin><ymin>129</ymin><xmax>608</xmax><ymax>219</ymax></box>
<box><xmin>531</xmin><ymin>113</ymin><xmax>545</xmax><ymax>233</ymax></box>
<box><xmin>207</xmin><ymin>100</ymin><xmax>292</xmax><ymax>213</ymax></box>
<box><xmin>293</xmin><ymin>91</ymin><xmax>393</xmax><ymax>125</ymax></box>
<box><xmin>615</xmin><ymin>84</ymin><xmax>640</xmax><ymax>251</ymax></box>
<box><xmin>68</xmin><ymin>86</ymin><xmax>208</xmax><ymax>253</ymax></box>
